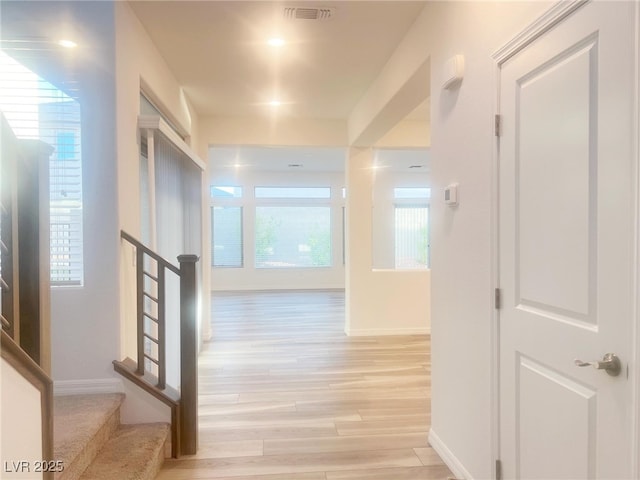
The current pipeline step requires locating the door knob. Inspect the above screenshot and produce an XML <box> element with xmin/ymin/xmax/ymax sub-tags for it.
<box><xmin>574</xmin><ymin>353</ymin><xmax>621</xmax><ymax>377</ymax></box>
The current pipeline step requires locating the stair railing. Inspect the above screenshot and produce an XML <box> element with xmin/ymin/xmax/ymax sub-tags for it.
<box><xmin>116</xmin><ymin>230</ymin><xmax>199</xmax><ymax>458</ymax></box>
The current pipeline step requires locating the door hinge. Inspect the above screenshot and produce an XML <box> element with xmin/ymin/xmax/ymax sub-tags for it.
<box><xmin>496</xmin><ymin>459</ymin><xmax>503</xmax><ymax>480</ymax></box>
<box><xmin>494</xmin><ymin>114</ymin><xmax>501</xmax><ymax>137</ymax></box>
<box><xmin>494</xmin><ymin>288</ymin><xmax>502</xmax><ymax>310</ymax></box>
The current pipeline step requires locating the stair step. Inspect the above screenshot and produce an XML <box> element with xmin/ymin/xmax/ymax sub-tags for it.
<box><xmin>54</xmin><ymin>393</ymin><xmax>124</xmax><ymax>480</ymax></box>
<box><xmin>78</xmin><ymin>423</ymin><xmax>170</xmax><ymax>480</ymax></box>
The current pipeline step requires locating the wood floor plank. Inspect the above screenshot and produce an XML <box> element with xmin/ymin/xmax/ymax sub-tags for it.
<box><xmin>199</xmin><ymin>411</ymin><xmax>362</xmax><ymax>428</ymax></box>
<box><xmin>158</xmin><ymin>290</ymin><xmax>452</xmax><ymax>480</ymax></box>
<box><xmin>335</xmin><ymin>417</ymin><xmax>430</xmax><ymax>436</ymax></box>
<box><xmin>192</xmin><ymin>440</ymin><xmax>264</xmax><ymax>459</ymax></box>
<box><xmin>264</xmin><ymin>432</ymin><xmax>430</xmax><ymax>456</ymax></box>
<box><xmin>157</xmin><ymin>469</ymin><xmax>327</xmax><ymax>480</ymax></box>
<box><xmin>325</xmin><ymin>465</ymin><xmax>453</xmax><ymax>480</ymax></box>
<box><xmin>161</xmin><ymin>449</ymin><xmax>423</xmax><ymax>478</ymax></box>
<box><xmin>199</xmin><ymin>394</ymin><xmax>240</xmax><ymax>405</ymax></box>
<box><xmin>199</xmin><ymin>401</ymin><xmax>297</xmax><ymax>416</ymax></box>
<box><xmin>295</xmin><ymin>398</ymin><xmax>429</xmax><ymax>415</ymax></box>
<box><xmin>238</xmin><ymin>387</ymin><xmax>429</xmax><ymax>404</ymax></box>
<box><xmin>199</xmin><ymin>424</ymin><xmax>339</xmax><ymax>442</ymax></box>
<box><xmin>414</xmin><ymin>447</ymin><xmax>448</xmax><ymax>466</ymax></box>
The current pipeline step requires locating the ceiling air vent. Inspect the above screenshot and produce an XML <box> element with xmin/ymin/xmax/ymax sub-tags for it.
<box><xmin>283</xmin><ymin>7</ymin><xmax>335</xmax><ymax>20</ymax></box>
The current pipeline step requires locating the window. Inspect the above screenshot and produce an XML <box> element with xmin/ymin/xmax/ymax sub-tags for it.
<box><xmin>211</xmin><ymin>186</ymin><xmax>242</xmax><ymax>198</ymax></box>
<box><xmin>255</xmin><ymin>186</ymin><xmax>331</xmax><ymax>199</ymax></box>
<box><xmin>395</xmin><ymin>206</ymin><xmax>429</xmax><ymax>269</ymax></box>
<box><xmin>211</xmin><ymin>206</ymin><xmax>243</xmax><ymax>267</ymax></box>
<box><xmin>255</xmin><ymin>207</ymin><xmax>331</xmax><ymax>268</ymax></box>
<box><xmin>0</xmin><ymin>50</ymin><xmax>83</xmax><ymax>285</ymax></box>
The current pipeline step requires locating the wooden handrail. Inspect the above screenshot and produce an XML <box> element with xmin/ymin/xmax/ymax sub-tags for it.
<box><xmin>1</xmin><ymin>330</ymin><xmax>53</xmax><ymax>479</ymax></box>
<box><xmin>117</xmin><ymin>230</ymin><xmax>199</xmax><ymax>457</ymax></box>
<box><xmin>120</xmin><ymin>230</ymin><xmax>180</xmax><ymax>275</ymax></box>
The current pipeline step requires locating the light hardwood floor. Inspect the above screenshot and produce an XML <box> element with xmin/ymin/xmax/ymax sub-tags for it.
<box><xmin>157</xmin><ymin>290</ymin><xmax>452</xmax><ymax>480</ymax></box>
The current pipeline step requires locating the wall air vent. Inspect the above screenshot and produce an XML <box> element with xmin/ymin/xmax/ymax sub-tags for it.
<box><xmin>283</xmin><ymin>7</ymin><xmax>335</xmax><ymax>20</ymax></box>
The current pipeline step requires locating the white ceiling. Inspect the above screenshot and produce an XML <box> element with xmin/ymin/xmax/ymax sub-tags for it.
<box><xmin>129</xmin><ymin>1</ymin><xmax>428</xmax><ymax>119</ymax></box>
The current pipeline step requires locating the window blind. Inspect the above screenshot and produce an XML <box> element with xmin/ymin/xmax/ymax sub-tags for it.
<box><xmin>211</xmin><ymin>206</ymin><xmax>243</xmax><ymax>267</ymax></box>
<box><xmin>395</xmin><ymin>206</ymin><xmax>429</xmax><ymax>269</ymax></box>
<box><xmin>0</xmin><ymin>48</ymin><xmax>83</xmax><ymax>285</ymax></box>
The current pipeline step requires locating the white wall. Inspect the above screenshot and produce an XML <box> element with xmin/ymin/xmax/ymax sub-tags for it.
<box><xmin>345</xmin><ymin>148</ymin><xmax>430</xmax><ymax>336</ymax></box>
<box><xmin>209</xmin><ymin>168</ymin><xmax>346</xmax><ymax>291</ymax></box>
<box><xmin>424</xmin><ymin>2</ymin><xmax>551</xmax><ymax>478</ymax></box>
<box><xmin>375</xmin><ymin>119</ymin><xmax>430</xmax><ymax>148</ymax></box>
<box><xmin>1</xmin><ymin>358</ymin><xmax>43</xmax><ymax>480</ymax></box>
<box><xmin>348</xmin><ymin>6</ymin><xmax>431</xmax><ymax>146</ymax></box>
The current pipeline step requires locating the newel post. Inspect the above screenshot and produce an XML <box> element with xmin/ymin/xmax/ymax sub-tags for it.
<box><xmin>177</xmin><ymin>254</ymin><xmax>199</xmax><ymax>455</ymax></box>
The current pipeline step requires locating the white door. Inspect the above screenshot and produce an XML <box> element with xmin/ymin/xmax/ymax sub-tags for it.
<box><xmin>498</xmin><ymin>2</ymin><xmax>636</xmax><ymax>478</ymax></box>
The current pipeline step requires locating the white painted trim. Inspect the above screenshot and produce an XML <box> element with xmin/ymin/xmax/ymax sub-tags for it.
<box><xmin>490</xmin><ymin>57</ymin><xmax>501</xmax><ymax>479</ymax></box>
<box><xmin>428</xmin><ymin>428</ymin><xmax>473</xmax><ymax>480</ymax></box>
<box><xmin>491</xmin><ymin>0</ymin><xmax>593</xmax><ymax>476</ymax></box>
<box><xmin>147</xmin><ymin>129</ymin><xmax>158</xmax><ymax>251</ymax></box>
<box><xmin>492</xmin><ymin>0</ymin><xmax>588</xmax><ymax>65</ymax></box>
<box><xmin>138</xmin><ymin>115</ymin><xmax>206</xmax><ymax>171</ymax></box>
<box><xmin>54</xmin><ymin>378</ymin><xmax>124</xmax><ymax>396</ymax></box>
<box><xmin>632</xmin><ymin>1</ymin><xmax>640</xmax><ymax>476</ymax></box>
<box><xmin>345</xmin><ymin>327</ymin><xmax>430</xmax><ymax>337</ymax></box>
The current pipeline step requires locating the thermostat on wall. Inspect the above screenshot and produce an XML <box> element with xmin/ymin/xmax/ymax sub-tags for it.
<box><xmin>444</xmin><ymin>183</ymin><xmax>458</xmax><ymax>206</ymax></box>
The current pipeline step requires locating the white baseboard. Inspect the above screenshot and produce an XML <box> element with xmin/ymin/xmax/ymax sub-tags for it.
<box><xmin>54</xmin><ymin>378</ymin><xmax>124</xmax><ymax>396</ymax></box>
<box><xmin>428</xmin><ymin>428</ymin><xmax>473</xmax><ymax>480</ymax></box>
<box><xmin>345</xmin><ymin>327</ymin><xmax>431</xmax><ymax>336</ymax></box>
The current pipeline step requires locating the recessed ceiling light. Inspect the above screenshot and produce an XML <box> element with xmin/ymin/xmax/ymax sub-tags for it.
<box><xmin>269</xmin><ymin>100</ymin><xmax>281</xmax><ymax>107</ymax></box>
<box><xmin>268</xmin><ymin>38</ymin><xmax>285</xmax><ymax>47</ymax></box>
<box><xmin>58</xmin><ymin>39</ymin><xmax>77</xmax><ymax>48</ymax></box>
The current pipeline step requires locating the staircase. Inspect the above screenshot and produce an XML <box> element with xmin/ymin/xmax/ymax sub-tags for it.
<box><xmin>54</xmin><ymin>393</ymin><xmax>169</xmax><ymax>480</ymax></box>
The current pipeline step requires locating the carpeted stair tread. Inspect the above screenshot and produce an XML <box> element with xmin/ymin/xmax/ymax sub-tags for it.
<box><xmin>54</xmin><ymin>393</ymin><xmax>125</xmax><ymax>480</ymax></box>
<box><xmin>78</xmin><ymin>423</ymin><xmax>169</xmax><ymax>480</ymax></box>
